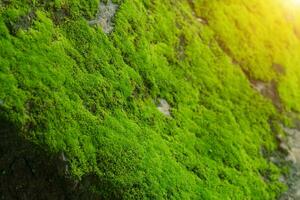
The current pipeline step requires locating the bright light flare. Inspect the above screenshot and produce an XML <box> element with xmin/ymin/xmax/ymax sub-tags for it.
<box><xmin>291</xmin><ymin>0</ymin><xmax>300</xmax><ymax>6</ymax></box>
<box><xmin>283</xmin><ymin>0</ymin><xmax>300</xmax><ymax>14</ymax></box>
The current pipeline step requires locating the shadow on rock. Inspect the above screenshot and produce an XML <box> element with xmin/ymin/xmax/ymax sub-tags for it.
<box><xmin>0</xmin><ymin>117</ymin><xmax>97</xmax><ymax>200</ymax></box>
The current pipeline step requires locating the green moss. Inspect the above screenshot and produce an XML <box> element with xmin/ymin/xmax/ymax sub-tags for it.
<box><xmin>1</xmin><ymin>0</ymin><xmax>299</xmax><ymax>199</ymax></box>
<box><xmin>197</xmin><ymin>0</ymin><xmax>300</xmax><ymax>112</ymax></box>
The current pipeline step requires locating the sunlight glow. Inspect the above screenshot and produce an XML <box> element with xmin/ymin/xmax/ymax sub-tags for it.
<box><xmin>292</xmin><ymin>0</ymin><xmax>300</xmax><ymax>5</ymax></box>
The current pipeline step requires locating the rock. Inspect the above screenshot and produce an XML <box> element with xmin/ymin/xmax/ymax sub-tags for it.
<box><xmin>6</xmin><ymin>10</ymin><xmax>36</xmax><ymax>35</ymax></box>
<box><xmin>279</xmin><ymin>175</ymin><xmax>286</xmax><ymax>183</ymax></box>
<box><xmin>280</xmin><ymin>125</ymin><xmax>300</xmax><ymax>199</ymax></box>
<box><xmin>0</xmin><ymin>118</ymin><xmax>83</xmax><ymax>199</ymax></box>
<box><xmin>250</xmin><ymin>80</ymin><xmax>281</xmax><ymax>109</ymax></box>
<box><xmin>196</xmin><ymin>17</ymin><xmax>208</xmax><ymax>24</ymax></box>
<box><xmin>291</xmin><ymin>148</ymin><xmax>300</xmax><ymax>166</ymax></box>
<box><xmin>269</xmin><ymin>156</ymin><xmax>277</xmax><ymax>163</ymax></box>
<box><xmin>59</xmin><ymin>152</ymin><xmax>68</xmax><ymax>162</ymax></box>
<box><xmin>252</xmin><ymin>81</ymin><xmax>266</xmax><ymax>93</ymax></box>
<box><xmin>296</xmin><ymin>189</ymin><xmax>300</xmax><ymax>198</ymax></box>
<box><xmin>286</xmin><ymin>152</ymin><xmax>297</xmax><ymax>164</ymax></box>
<box><xmin>88</xmin><ymin>0</ymin><xmax>118</xmax><ymax>34</ymax></box>
<box><xmin>282</xmin><ymin>126</ymin><xmax>297</xmax><ymax>137</ymax></box>
<box><xmin>157</xmin><ymin>99</ymin><xmax>171</xmax><ymax>117</ymax></box>
<box><xmin>57</xmin><ymin>152</ymin><xmax>69</xmax><ymax>176</ymax></box>
<box><xmin>279</xmin><ymin>142</ymin><xmax>290</xmax><ymax>154</ymax></box>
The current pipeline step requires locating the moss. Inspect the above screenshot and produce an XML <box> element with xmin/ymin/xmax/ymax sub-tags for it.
<box><xmin>198</xmin><ymin>0</ymin><xmax>300</xmax><ymax>112</ymax></box>
<box><xmin>1</xmin><ymin>0</ymin><xmax>299</xmax><ymax>199</ymax></box>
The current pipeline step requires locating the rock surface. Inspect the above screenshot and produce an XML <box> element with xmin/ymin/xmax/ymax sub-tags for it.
<box><xmin>157</xmin><ymin>99</ymin><xmax>171</xmax><ymax>117</ymax></box>
<box><xmin>250</xmin><ymin>80</ymin><xmax>281</xmax><ymax>109</ymax></box>
<box><xmin>0</xmin><ymin>119</ymin><xmax>96</xmax><ymax>200</ymax></box>
<box><xmin>247</xmin><ymin>73</ymin><xmax>300</xmax><ymax>199</ymax></box>
<box><xmin>88</xmin><ymin>0</ymin><xmax>118</xmax><ymax>34</ymax></box>
<box><xmin>280</xmin><ymin>124</ymin><xmax>300</xmax><ymax>200</ymax></box>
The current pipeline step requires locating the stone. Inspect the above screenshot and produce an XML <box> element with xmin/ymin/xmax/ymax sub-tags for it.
<box><xmin>279</xmin><ymin>175</ymin><xmax>286</xmax><ymax>183</ymax></box>
<box><xmin>252</xmin><ymin>81</ymin><xmax>266</xmax><ymax>93</ymax></box>
<box><xmin>157</xmin><ymin>99</ymin><xmax>171</xmax><ymax>117</ymax></box>
<box><xmin>286</xmin><ymin>152</ymin><xmax>297</xmax><ymax>164</ymax></box>
<box><xmin>279</xmin><ymin>142</ymin><xmax>290</xmax><ymax>154</ymax></box>
<box><xmin>196</xmin><ymin>17</ymin><xmax>208</xmax><ymax>24</ymax></box>
<box><xmin>88</xmin><ymin>0</ymin><xmax>118</xmax><ymax>34</ymax></box>
<box><xmin>59</xmin><ymin>152</ymin><xmax>68</xmax><ymax>162</ymax></box>
<box><xmin>6</xmin><ymin>11</ymin><xmax>36</xmax><ymax>35</ymax></box>
<box><xmin>57</xmin><ymin>152</ymin><xmax>69</xmax><ymax>176</ymax></box>
<box><xmin>250</xmin><ymin>80</ymin><xmax>281</xmax><ymax>109</ymax></box>
<box><xmin>280</xmin><ymin>125</ymin><xmax>300</xmax><ymax>199</ymax></box>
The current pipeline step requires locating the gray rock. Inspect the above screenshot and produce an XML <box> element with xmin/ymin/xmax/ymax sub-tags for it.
<box><xmin>196</xmin><ymin>17</ymin><xmax>208</xmax><ymax>24</ymax></box>
<box><xmin>88</xmin><ymin>0</ymin><xmax>118</xmax><ymax>34</ymax></box>
<box><xmin>250</xmin><ymin>80</ymin><xmax>281</xmax><ymax>109</ymax></box>
<box><xmin>279</xmin><ymin>142</ymin><xmax>290</xmax><ymax>154</ymax></box>
<box><xmin>280</xmin><ymin>125</ymin><xmax>300</xmax><ymax>199</ymax></box>
<box><xmin>286</xmin><ymin>151</ymin><xmax>297</xmax><ymax>164</ymax></box>
<box><xmin>157</xmin><ymin>99</ymin><xmax>171</xmax><ymax>117</ymax></box>
<box><xmin>57</xmin><ymin>152</ymin><xmax>69</xmax><ymax>176</ymax></box>
<box><xmin>59</xmin><ymin>152</ymin><xmax>68</xmax><ymax>162</ymax></box>
<box><xmin>279</xmin><ymin>175</ymin><xmax>286</xmax><ymax>183</ymax></box>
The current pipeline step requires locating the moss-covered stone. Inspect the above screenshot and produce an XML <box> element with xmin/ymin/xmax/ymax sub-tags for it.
<box><xmin>1</xmin><ymin>0</ymin><xmax>300</xmax><ymax>199</ymax></box>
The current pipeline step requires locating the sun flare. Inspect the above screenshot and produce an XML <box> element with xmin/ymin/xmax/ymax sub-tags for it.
<box><xmin>292</xmin><ymin>0</ymin><xmax>300</xmax><ymax>5</ymax></box>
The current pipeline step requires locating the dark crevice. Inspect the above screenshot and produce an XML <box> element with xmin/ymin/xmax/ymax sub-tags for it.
<box><xmin>5</xmin><ymin>10</ymin><xmax>36</xmax><ymax>36</ymax></box>
<box><xmin>0</xmin><ymin>117</ymin><xmax>97</xmax><ymax>200</ymax></box>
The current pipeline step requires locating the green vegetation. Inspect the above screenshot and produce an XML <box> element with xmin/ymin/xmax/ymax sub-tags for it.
<box><xmin>196</xmin><ymin>0</ymin><xmax>300</xmax><ymax>112</ymax></box>
<box><xmin>0</xmin><ymin>0</ymin><xmax>299</xmax><ymax>199</ymax></box>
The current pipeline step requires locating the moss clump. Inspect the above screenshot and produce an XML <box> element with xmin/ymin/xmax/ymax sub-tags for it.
<box><xmin>1</xmin><ymin>0</ymin><xmax>299</xmax><ymax>199</ymax></box>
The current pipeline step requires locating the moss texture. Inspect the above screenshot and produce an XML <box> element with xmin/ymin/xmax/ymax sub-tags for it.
<box><xmin>1</xmin><ymin>0</ymin><xmax>300</xmax><ymax>199</ymax></box>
